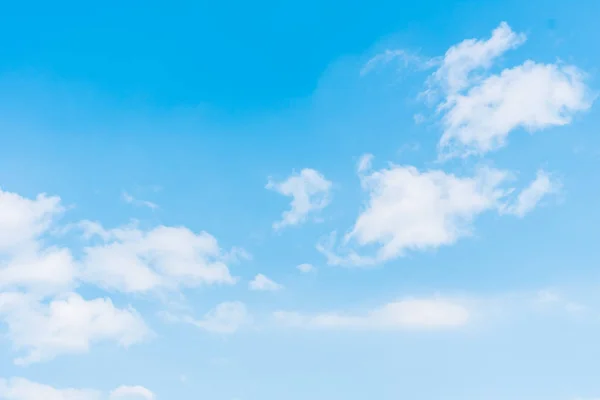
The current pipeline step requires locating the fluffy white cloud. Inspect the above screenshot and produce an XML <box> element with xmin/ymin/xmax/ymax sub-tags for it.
<box><xmin>0</xmin><ymin>247</ymin><xmax>77</xmax><ymax>295</ymax></box>
<box><xmin>0</xmin><ymin>292</ymin><xmax>151</xmax><ymax>365</ymax></box>
<box><xmin>439</xmin><ymin>61</ymin><xmax>591</xmax><ymax>157</ymax></box>
<box><xmin>296</xmin><ymin>263</ymin><xmax>316</xmax><ymax>273</ymax></box>
<box><xmin>0</xmin><ymin>378</ymin><xmax>154</xmax><ymax>400</ymax></box>
<box><xmin>0</xmin><ymin>187</ymin><xmax>76</xmax><ymax>295</ymax></box>
<box><xmin>109</xmin><ymin>386</ymin><xmax>155</xmax><ymax>400</ymax></box>
<box><xmin>179</xmin><ymin>301</ymin><xmax>251</xmax><ymax>334</ymax></box>
<box><xmin>274</xmin><ymin>297</ymin><xmax>470</xmax><ymax>331</ymax></box>
<box><xmin>266</xmin><ymin>169</ymin><xmax>332</xmax><ymax>229</ymax></box>
<box><xmin>80</xmin><ymin>222</ymin><xmax>237</xmax><ymax>293</ymax></box>
<box><xmin>427</xmin><ymin>22</ymin><xmax>591</xmax><ymax>158</ymax></box>
<box><xmin>248</xmin><ymin>274</ymin><xmax>283</xmax><ymax>291</ymax></box>
<box><xmin>500</xmin><ymin>170</ymin><xmax>560</xmax><ymax>217</ymax></box>
<box><xmin>429</xmin><ymin>21</ymin><xmax>526</xmax><ymax>95</ymax></box>
<box><xmin>0</xmin><ymin>187</ymin><xmax>63</xmax><ymax>253</ymax></box>
<box><xmin>319</xmin><ymin>159</ymin><xmax>510</xmax><ymax>266</ymax></box>
<box><xmin>0</xmin><ymin>378</ymin><xmax>100</xmax><ymax>400</ymax></box>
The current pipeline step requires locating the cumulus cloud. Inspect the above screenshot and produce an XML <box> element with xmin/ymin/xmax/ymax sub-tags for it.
<box><xmin>319</xmin><ymin>158</ymin><xmax>511</xmax><ymax>266</ymax></box>
<box><xmin>0</xmin><ymin>187</ymin><xmax>64</xmax><ymax>253</ymax></box>
<box><xmin>0</xmin><ymin>292</ymin><xmax>151</xmax><ymax>365</ymax></box>
<box><xmin>0</xmin><ymin>187</ymin><xmax>77</xmax><ymax>295</ymax></box>
<box><xmin>429</xmin><ymin>21</ymin><xmax>526</xmax><ymax>95</ymax></box>
<box><xmin>79</xmin><ymin>222</ymin><xmax>237</xmax><ymax>293</ymax></box>
<box><xmin>274</xmin><ymin>297</ymin><xmax>470</xmax><ymax>331</ymax></box>
<box><xmin>426</xmin><ymin>22</ymin><xmax>591</xmax><ymax>158</ymax></box>
<box><xmin>248</xmin><ymin>274</ymin><xmax>283</xmax><ymax>291</ymax></box>
<box><xmin>0</xmin><ymin>378</ymin><xmax>154</xmax><ymax>400</ymax></box>
<box><xmin>266</xmin><ymin>169</ymin><xmax>332</xmax><ymax>229</ymax></box>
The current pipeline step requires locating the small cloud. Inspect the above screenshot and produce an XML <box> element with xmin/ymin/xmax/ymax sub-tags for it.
<box><xmin>110</xmin><ymin>385</ymin><xmax>156</xmax><ymax>400</ymax></box>
<box><xmin>297</xmin><ymin>263</ymin><xmax>316</xmax><ymax>273</ymax></box>
<box><xmin>266</xmin><ymin>169</ymin><xmax>332</xmax><ymax>230</ymax></box>
<box><xmin>357</xmin><ymin>154</ymin><xmax>374</xmax><ymax>174</ymax></box>
<box><xmin>249</xmin><ymin>274</ymin><xmax>283</xmax><ymax>291</ymax></box>
<box><xmin>413</xmin><ymin>113</ymin><xmax>426</xmax><ymax>124</ymax></box>
<box><xmin>122</xmin><ymin>191</ymin><xmax>159</xmax><ymax>210</ymax></box>
<box><xmin>499</xmin><ymin>170</ymin><xmax>561</xmax><ymax>217</ymax></box>
<box><xmin>360</xmin><ymin>49</ymin><xmax>437</xmax><ymax>76</ymax></box>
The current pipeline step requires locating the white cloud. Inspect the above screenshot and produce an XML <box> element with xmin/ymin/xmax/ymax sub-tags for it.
<box><xmin>122</xmin><ymin>192</ymin><xmax>158</xmax><ymax>211</ymax></box>
<box><xmin>0</xmin><ymin>378</ymin><xmax>154</xmax><ymax>400</ymax></box>
<box><xmin>266</xmin><ymin>169</ymin><xmax>332</xmax><ymax>229</ymax></box>
<box><xmin>109</xmin><ymin>386</ymin><xmax>155</xmax><ymax>400</ymax></box>
<box><xmin>426</xmin><ymin>22</ymin><xmax>591</xmax><ymax>158</ymax></box>
<box><xmin>0</xmin><ymin>187</ymin><xmax>63</xmax><ymax>253</ymax></box>
<box><xmin>430</xmin><ymin>21</ymin><xmax>526</xmax><ymax>95</ymax></box>
<box><xmin>0</xmin><ymin>292</ymin><xmax>151</xmax><ymax>365</ymax></box>
<box><xmin>319</xmin><ymin>159</ymin><xmax>510</xmax><ymax>266</ymax></box>
<box><xmin>360</xmin><ymin>49</ymin><xmax>436</xmax><ymax>76</ymax></box>
<box><xmin>80</xmin><ymin>223</ymin><xmax>237</xmax><ymax>293</ymax></box>
<box><xmin>274</xmin><ymin>297</ymin><xmax>470</xmax><ymax>331</ymax></box>
<box><xmin>357</xmin><ymin>154</ymin><xmax>374</xmax><ymax>174</ymax></box>
<box><xmin>533</xmin><ymin>289</ymin><xmax>585</xmax><ymax>314</ymax></box>
<box><xmin>181</xmin><ymin>301</ymin><xmax>251</xmax><ymax>334</ymax></box>
<box><xmin>0</xmin><ymin>378</ymin><xmax>101</xmax><ymax>400</ymax></box>
<box><xmin>248</xmin><ymin>274</ymin><xmax>283</xmax><ymax>291</ymax></box>
<box><xmin>0</xmin><ymin>187</ymin><xmax>77</xmax><ymax>295</ymax></box>
<box><xmin>0</xmin><ymin>247</ymin><xmax>77</xmax><ymax>295</ymax></box>
<box><xmin>500</xmin><ymin>170</ymin><xmax>560</xmax><ymax>217</ymax></box>
<box><xmin>296</xmin><ymin>263</ymin><xmax>316</xmax><ymax>273</ymax></box>
<box><xmin>439</xmin><ymin>61</ymin><xmax>591</xmax><ymax>157</ymax></box>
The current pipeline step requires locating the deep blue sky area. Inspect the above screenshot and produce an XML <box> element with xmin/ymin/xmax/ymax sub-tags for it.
<box><xmin>1</xmin><ymin>0</ymin><xmax>587</xmax><ymax>111</ymax></box>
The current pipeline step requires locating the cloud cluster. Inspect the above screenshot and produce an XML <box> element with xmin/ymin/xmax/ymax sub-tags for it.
<box><xmin>0</xmin><ymin>186</ymin><xmax>240</xmax><ymax>365</ymax></box>
<box><xmin>427</xmin><ymin>22</ymin><xmax>591</xmax><ymax>158</ymax></box>
<box><xmin>319</xmin><ymin>158</ymin><xmax>558</xmax><ymax>266</ymax></box>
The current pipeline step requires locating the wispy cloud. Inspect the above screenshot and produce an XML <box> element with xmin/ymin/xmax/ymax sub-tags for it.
<box><xmin>360</xmin><ymin>49</ymin><xmax>438</xmax><ymax>76</ymax></box>
<box><xmin>122</xmin><ymin>191</ymin><xmax>159</xmax><ymax>210</ymax></box>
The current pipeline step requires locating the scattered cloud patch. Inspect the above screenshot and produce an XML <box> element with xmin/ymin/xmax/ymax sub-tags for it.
<box><xmin>274</xmin><ymin>297</ymin><xmax>470</xmax><ymax>331</ymax></box>
<box><xmin>249</xmin><ymin>274</ymin><xmax>283</xmax><ymax>291</ymax></box>
<box><xmin>320</xmin><ymin>158</ymin><xmax>511</xmax><ymax>266</ymax></box>
<box><xmin>500</xmin><ymin>170</ymin><xmax>560</xmax><ymax>217</ymax></box>
<box><xmin>361</xmin><ymin>49</ymin><xmax>437</xmax><ymax>76</ymax></box>
<box><xmin>0</xmin><ymin>292</ymin><xmax>150</xmax><ymax>365</ymax></box>
<box><xmin>79</xmin><ymin>222</ymin><xmax>237</xmax><ymax>293</ymax></box>
<box><xmin>429</xmin><ymin>21</ymin><xmax>526</xmax><ymax>95</ymax></box>
<box><xmin>266</xmin><ymin>169</ymin><xmax>332</xmax><ymax>230</ymax></box>
<box><xmin>176</xmin><ymin>302</ymin><xmax>251</xmax><ymax>334</ymax></box>
<box><xmin>0</xmin><ymin>378</ymin><xmax>154</xmax><ymax>400</ymax></box>
<box><xmin>425</xmin><ymin>22</ymin><xmax>592</xmax><ymax>158</ymax></box>
<box><xmin>296</xmin><ymin>263</ymin><xmax>316</xmax><ymax>273</ymax></box>
<box><xmin>0</xmin><ymin>187</ymin><xmax>63</xmax><ymax>253</ymax></box>
<box><xmin>109</xmin><ymin>386</ymin><xmax>155</xmax><ymax>400</ymax></box>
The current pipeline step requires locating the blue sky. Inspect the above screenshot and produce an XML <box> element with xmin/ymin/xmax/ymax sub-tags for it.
<box><xmin>1</xmin><ymin>0</ymin><xmax>600</xmax><ymax>399</ymax></box>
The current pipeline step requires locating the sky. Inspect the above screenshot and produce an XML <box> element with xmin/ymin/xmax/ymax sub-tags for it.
<box><xmin>1</xmin><ymin>0</ymin><xmax>600</xmax><ymax>399</ymax></box>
